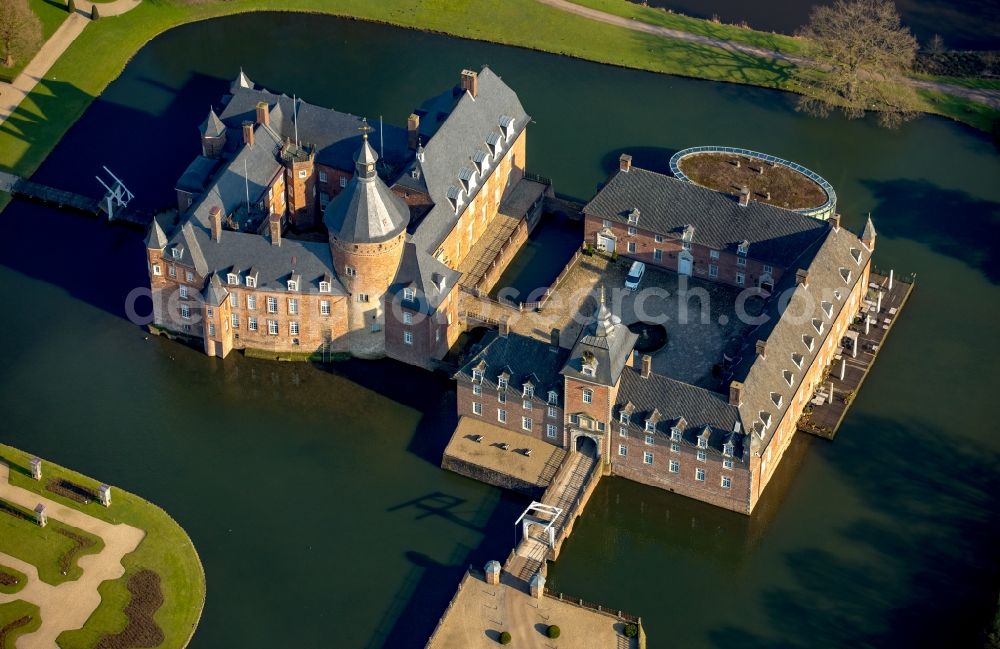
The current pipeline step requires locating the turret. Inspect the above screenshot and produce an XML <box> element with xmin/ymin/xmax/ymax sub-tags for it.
<box><xmin>861</xmin><ymin>214</ymin><xmax>876</xmax><ymax>251</ymax></box>
<box><xmin>200</xmin><ymin>107</ymin><xmax>226</xmax><ymax>159</ymax></box>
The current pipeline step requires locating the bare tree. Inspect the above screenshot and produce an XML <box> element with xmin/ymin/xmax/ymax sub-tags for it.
<box><xmin>796</xmin><ymin>0</ymin><xmax>919</xmax><ymax>128</ymax></box>
<box><xmin>0</xmin><ymin>0</ymin><xmax>42</xmax><ymax>69</ymax></box>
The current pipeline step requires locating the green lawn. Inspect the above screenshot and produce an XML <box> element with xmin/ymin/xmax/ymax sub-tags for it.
<box><xmin>0</xmin><ymin>564</ymin><xmax>27</xmax><ymax>595</ymax></box>
<box><xmin>0</xmin><ymin>498</ymin><xmax>104</xmax><ymax>585</ymax></box>
<box><xmin>0</xmin><ymin>445</ymin><xmax>205</xmax><ymax>649</ymax></box>
<box><xmin>915</xmin><ymin>87</ymin><xmax>1000</xmax><ymax>132</ymax></box>
<box><xmin>0</xmin><ymin>0</ymin><xmax>71</xmax><ymax>83</ymax></box>
<box><xmin>915</xmin><ymin>73</ymin><xmax>1000</xmax><ymax>91</ymax></box>
<box><xmin>0</xmin><ymin>600</ymin><xmax>41</xmax><ymax>649</ymax></box>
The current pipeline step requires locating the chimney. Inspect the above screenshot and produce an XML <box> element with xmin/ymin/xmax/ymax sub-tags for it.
<box><xmin>641</xmin><ymin>354</ymin><xmax>652</xmax><ymax>378</ymax></box>
<box><xmin>755</xmin><ymin>340</ymin><xmax>766</xmax><ymax>358</ymax></box>
<box><xmin>242</xmin><ymin>121</ymin><xmax>254</xmax><ymax>147</ymax></box>
<box><xmin>407</xmin><ymin>113</ymin><xmax>420</xmax><ymax>150</ymax></box>
<box><xmin>829</xmin><ymin>213</ymin><xmax>841</xmax><ymax>231</ymax></box>
<box><xmin>550</xmin><ymin>328</ymin><xmax>560</xmax><ymax>351</ymax></box>
<box><xmin>795</xmin><ymin>269</ymin><xmax>809</xmax><ymax>287</ymax></box>
<box><xmin>619</xmin><ymin>154</ymin><xmax>632</xmax><ymax>173</ymax></box>
<box><xmin>210</xmin><ymin>206</ymin><xmax>222</xmax><ymax>242</ymax></box>
<box><xmin>269</xmin><ymin>213</ymin><xmax>281</xmax><ymax>247</ymax></box>
<box><xmin>460</xmin><ymin>69</ymin><xmax>478</xmax><ymax>98</ymax></box>
<box><xmin>738</xmin><ymin>186</ymin><xmax>750</xmax><ymax>207</ymax></box>
<box><xmin>729</xmin><ymin>380</ymin><xmax>744</xmax><ymax>406</ymax></box>
<box><xmin>255</xmin><ymin>101</ymin><xmax>270</xmax><ymax>126</ymax></box>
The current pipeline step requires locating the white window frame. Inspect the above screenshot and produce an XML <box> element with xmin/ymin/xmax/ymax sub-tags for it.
<box><xmin>498</xmin><ymin>409</ymin><xmax>507</xmax><ymax>424</ymax></box>
<box><xmin>522</xmin><ymin>417</ymin><xmax>533</xmax><ymax>431</ymax></box>
<box><xmin>289</xmin><ymin>321</ymin><xmax>299</xmax><ymax>336</ymax></box>
<box><xmin>320</xmin><ymin>300</ymin><xmax>330</xmax><ymax>316</ymax></box>
<box><xmin>248</xmin><ymin>317</ymin><xmax>258</xmax><ymax>331</ymax></box>
<box><xmin>695</xmin><ymin>468</ymin><xmax>706</xmax><ymax>482</ymax></box>
<box><xmin>267</xmin><ymin>319</ymin><xmax>279</xmax><ymax>336</ymax></box>
<box><xmin>472</xmin><ymin>401</ymin><xmax>482</xmax><ymax>416</ymax></box>
<box><xmin>547</xmin><ymin>424</ymin><xmax>558</xmax><ymax>439</ymax></box>
<box><xmin>643</xmin><ymin>451</ymin><xmax>653</xmax><ymax>465</ymax></box>
<box><xmin>403</xmin><ymin>331</ymin><xmax>413</xmax><ymax>345</ymax></box>
<box><xmin>582</xmin><ymin>389</ymin><xmax>593</xmax><ymax>404</ymax></box>
<box><xmin>669</xmin><ymin>459</ymin><xmax>679</xmax><ymax>473</ymax></box>
<box><xmin>619</xmin><ymin>444</ymin><xmax>627</xmax><ymax>457</ymax></box>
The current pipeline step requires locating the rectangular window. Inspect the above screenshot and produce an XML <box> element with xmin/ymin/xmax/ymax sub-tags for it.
<box><xmin>645</xmin><ymin>434</ymin><xmax>654</xmax><ymax>445</ymax></box>
<box><xmin>498</xmin><ymin>377</ymin><xmax>508</xmax><ymax>390</ymax></box>
<box><xmin>208</xmin><ymin>323</ymin><xmax>216</xmax><ymax>337</ymax></box>
<box><xmin>298</xmin><ymin>169</ymin><xmax>308</xmax><ymax>179</ymax></box>
<box><xmin>697</xmin><ymin>450</ymin><xmax>706</xmax><ymax>462</ymax></box>
<box><xmin>723</xmin><ymin>458</ymin><xmax>734</xmax><ymax>470</ymax></box>
<box><xmin>670</xmin><ymin>443</ymin><xmax>680</xmax><ymax>453</ymax></box>
<box><xmin>231</xmin><ymin>313</ymin><xmax>239</xmax><ymax>329</ymax></box>
<box><xmin>523</xmin><ymin>400</ymin><xmax>532</xmax><ymax>410</ymax></box>
<box><xmin>620</xmin><ymin>428</ymin><xmax>627</xmax><ymax>438</ymax></box>
<box><xmin>248</xmin><ymin>317</ymin><xmax>258</xmax><ymax>331</ymax></box>
<box><xmin>582</xmin><ymin>389</ymin><xmax>593</xmax><ymax>404</ymax></box>
<box><xmin>168</xmin><ymin>265</ymin><xmax>177</xmax><ymax>278</ymax></box>
<box><xmin>403</xmin><ymin>312</ymin><xmax>413</xmax><ymax>325</ymax></box>
<box><xmin>403</xmin><ymin>287</ymin><xmax>416</xmax><ymax>301</ymax></box>
<box><xmin>268</xmin><ymin>320</ymin><xmax>278</xmax><ymax>335</ymax></box>
<box><xmin>152</xmin><ymin>264</ymin><xmax>161</xmax><ymax>276</ymax></box>
<box><xmin>179</xmin><ymin>285</ymin><xmax>189</xmax><ymax>299</ymax></box>
<box><xmin>547</xmin><ymin>406</ymin><xmax>557</xmax><ymax>418</ymax></box>
<box><xmin>319</xmin><ymin>281</ymin><xmax>331</xmax><ymax>293</ymax></box>
<box><xmin>247</xmin><ymin>295</ymin><xmax>257</xmax><ymax>310</ymax></box>
<box><xmin>619</xmin><ymin>444</ymin><xmax>628</xmax><ymax>457</ymax></box>
<box><xmin>736</xmin><ymin>272</ymin><xmax>745</xmax><ymax>285</ymax></box>
<box><xmin>709</xmin><ymin>264</ymin><xmax>718</xmax><ymax>278</ymax></box>
<box><xmin>643</xmin><ymin>451</ymin><xmax>653</xmax><ymax>465</ymax></box>
<box><xmin>289</xmin><ymin>321</ymin><xmax>299</xmax><ymax>335</ymax></box>
<box><xmin>682</xmin><ymin>241</ymin><xmax>691</xmax><ymax>251</ymax></box>
<box><xmin>267</xmin><ymin>296</ymin><xmax>277</xmax><ymax>313</ymax></box>
<box><xmin>669</xmin><ymin>459</ymin><xmax>679</xmax><ymax>473</ymax></box>
<box><xmin>473</xmin><ymin>402</ymin><xmax>482</xmax><ymax>415</ymax></box>
<box><xmin>498</xmin><ymin>409</ymin><xmax>507</xmax><ymax>423</ymax></box>
<box><xmin>319</xmin><ymin>171</ymin><xmax>328</xmax><ymax>183</ymax></box>
<box><xmin>627</xmin><ymin>226</ymin><xmax>637</xmax><ymax>236</ymax></box>
<box><xmin>403</xmin><ymin>331</ymin><xmax>413</xmax><ymax>345</ymax></box>
<box><xmin>320</xmin><ymin>300</ymin><xmax>330</xmax><ymax>316</ymax></box>
<box><xmin>654</xmin><ymin>234</ymin><xmax>664</xmax><ymax>243</ymax></box>
<box><xmin>522</xmin><ymin>417</ymin><xmax>533</xmax><ymax>431</ymax></box>
<box><xmin>246</xmin><ymin>276</ymin><xmax>256</xmax><ymax>288</ymax></box>
<box><xmin>357</xmin><ymin>294</ymin><xmax>369</xmax><ymax>303</ymax></box>
<box><xmin>473</xmin><ymin>384</ymin><xmax>482</xmax><ymax>396</ymax></box>
<box><xmin>340</xmin><ymin>176</ymin><xmax>347</xmax><ymax>188</ymax></box>
<box><xmin>602</xmin><ymin>219</ymin><xmax>611</xmax><ymax>228</ymax></box>
<box><xmin>710</xmin><ymin>249</ymin><xmax>720</xmax><ymax>259</ymax></box>
<box><xmin>698</xmin><ymin>438</ymin><xmax>708</xmax><ymax>449</ymax></box>
<box><xmin>547</xmin><ymin>424</ymin><xmax>558</xmax><ymax>439</ymax></box>
<box><xmin>498</xmin><ymin>392</ymin><xmax>506</xmax><ymax>404</ymax></box>
<box><xmin>185</xmin><ymin>271</ymin><xmax>194</xmax><ymax>282</ymax></box>
<box><xmin>206</xmin><ymin>307</ymin><xmax>214</xmax><ymax>318</ymax></box>
<box><xmin>721</xmin><ymin>475</ymin><xmax>732</xmax><ymax>489</ymax></box>
<box><xmin>737</xmin><ymin>256</ymin><xmax>747</xmax><ymax>267</ymax></box>
<box><xmin>345</xmin><ymin>266</ymin><xmax>357</xmax><ymax>277</ymax></box>
<box><xmin>695</xmin><ymin>468</ymin><xmax>706</xmax><ymax>481</ymax></box>
<box><xmin>288</xmin><ymin>298</ymin><xmax>298</xmax><ymax>315</ymax></box>
<box><xmin>763</xmin><ymin>264</ymin><xmax>773</xmax><ymax>274</ymax></box>
<box><xmin>654</xmin><ymin>249</ymin><xmax>662</xmax><ymax>261</ymax></box>
<box><xmin>180</xmin><ymin>305</ymin><xmax>191</xmax><ymax>320</ymax></box>
<box><xmin>229</xmin><ymin>293</ymin><xmax>237</xmax><ymax>308</ymax></box>
<box><xmin>548</xmin><ymin>391</ymin><xmax>558</xmax><ymax>405</ymax></box>
<box><xmin>627</xmin><ymin>241</ymin><xmax>636</xmax><ymax>253</ymax></box>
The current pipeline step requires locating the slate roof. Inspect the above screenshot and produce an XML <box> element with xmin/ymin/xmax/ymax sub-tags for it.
<box><xmin>406</xmin><ymin>67</ymin><xmax>530</xmax><ymax>254</ymax></box>
<box><xmin>202</xmin><ymin>274</ymin><xmax>229</xmax><ymax>306</ymax></box>
<box><xmin>584</xmin><ymin>167</ymin><xmax>830</xmax><ymax>267</ymax></box>
<box><xmin>388</xmin><ymin>242</ymin><xmax>461</xmax><ymax>315</ymax></box>
<box><xmin>146</xmin><ymin>218</ymin><xmax>168</xmax><ymax>250</ymax></box>
<box><xmin>617</xmin><ymin>365</ymin><xmax>743</xmax><ymax>457</ymax></box>
<box><xmin>457</xmin><ymin>332</ymin><xmax>570</xmax><ymax>401</ymax></box>
<box><xmin>732</xmin><ymin>223</ymin><xmax>871</xmax><ymax>452</ymax></box>
<box><xmin>218</xmin><ymin>87</ymin><xmax>410</xmax><ymax>172</ymax></box>
<box><xmin>323</xmin><ymin>138</ymin><xmax>411</xmax><ymax>244</ymax></box>
<box><xmin>176</xmin><ymin>156</ymin><xmax>220</xmax><ymax>193</ymax></box>
<box><xmin>562</xmin><ymin>295</ymin><xmax>639</xmax><ymax>387</ymax></box>
<box><xmin>200</xmin><ymin>108</ymin><xmax>225</xmax><ymax>139</ymax></box>
<box><xmin>862</xmin><ymin>215</ymin><xmax>876</xmax><ymax>243</ymax></box>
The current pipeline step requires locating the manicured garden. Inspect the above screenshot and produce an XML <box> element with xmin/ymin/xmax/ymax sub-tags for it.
<box><xmin>0</xmin><ymin>498</ymin><xmax>104</xmax><ymax>585</ymax></box>
<box><xmin>0</xmin><ymin>444</ymin><xmax>205</xmax><ymax>649</ymax></box>
<box><xmin>0</xmin><ymin>565</ymin><xmax>27</xmax><ymax>595</ymax></box>
<box><xmin>0</xmin><ymin>600</ymin><xmax>41</xmax><ymax>649</ymax></box>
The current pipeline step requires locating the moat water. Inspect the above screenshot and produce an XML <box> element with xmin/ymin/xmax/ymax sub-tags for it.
<box><xmin>0</xmin><ymin>13</ymin><xmax>998</xmax><ymax>649</ymax></box>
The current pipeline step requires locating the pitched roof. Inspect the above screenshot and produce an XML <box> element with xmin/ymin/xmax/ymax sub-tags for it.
<box><xmin>617</xmin><ymin>365</ymin><xmax>743</xmax><ymax>456</ymax></box>
<box><xmin>218</xmin><ymin>87</ymin><xmax>410</xmax><ymax>172</ymax></box>
<box><xmin>146</xmin><ymin>218</ymin><xmax>168</xmax><ymax>250</ymax></box>
<box><xmin>584</xmin><ymin>167</ymin><xmax>830</xmax><ymax>267</ymax></box>
<box><xmin>862</xmin><ymin>215</ymin><xmax>876</xmax><ymax>243</ymax></box>
<box><xmin>200</xmin><ymin>108</ymin><xmax>225</xmax><ymax>138</ymax></box>
<box><xmin>733</xmin><ymin>224</ymin><xmax>871</xmax><ymax>452</ymax></box>
<box><xmin>176</xmin><ymin>155</ymin><xmax>220</xmax><ymax>193</ymax></box>
<box><xmin>202</xmin><ymin>273</ymin><xmax>229</xmax><ymax>306</ymax></box>
<box><xmin>323</xmin><ymin>139</ymin><xmax>410</xmax><ymax>244</ymax></box>
<box><xmin>562</xmin><ymin>295</ymin><xmax>638</xmax><ymax>387</ymax></box>
<box><xmin>457</xmin><ymin>332</ymin><xmax>570</xmax><ymax>398</ymax></box>
<box><xmin>231</xmin><ymin>68</ymin><xmax>254</xmax><ymax>93</ymax></box>
<box><xmin>406</xmin><ymin>67</ymin><xmax>530</xmax><ymax>254</ymax></box>
<box><xmin>388</xmin><ymin>242</ymin><xmax>461</xmax><ymax>314</ymax></box>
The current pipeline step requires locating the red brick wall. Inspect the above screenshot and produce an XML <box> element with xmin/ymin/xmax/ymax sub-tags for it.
<box><xmin>456</xmin><ymin>380</ymin><xmax>565</xmax><ymax>447</ymax></box>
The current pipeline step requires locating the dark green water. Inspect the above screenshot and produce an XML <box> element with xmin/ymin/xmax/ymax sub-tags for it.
<box><xmin>1</xmin><ymin>13</ymin><xmax>998</xmax><ymax>648</ymax></box>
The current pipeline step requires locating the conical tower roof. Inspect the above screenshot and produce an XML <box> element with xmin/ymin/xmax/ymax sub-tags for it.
<box><xmin>146</xmin><ymin>219</ymin><xmax>168</xmax><ymax>250</ymax></box>
<box><xmin>324</xmin><ymin>135</ymin><xmax>410</xmax><ymax>245</ymax></box>
<box><xmin>231</xmin><ymin>68</ymin><xmax>254</xmax><ymax>93</ymax></box>
<box><xmin>203</xmin><ymin>273</ymin><xmax>229</xmax><ymax>306</ymax></box>
<box><xmin>201</xmin><ymin>107</ymin><xmax>225</xmax><ymax>138</ymax></box>
<box><xmin>861</xmin><ymin>214</ymin><xmax>876</xmax><ymax>243</ymax></box>
<box><xmin>594</xmin><ymin>290</ymin><xmax>616</xmax><ymax>338</ymax></box>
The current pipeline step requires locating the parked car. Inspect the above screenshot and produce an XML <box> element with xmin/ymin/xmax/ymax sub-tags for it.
<box><xmin>625</xmin><ymin>261</ymin><xmax>645</xmax><ymax>291</ymax></box>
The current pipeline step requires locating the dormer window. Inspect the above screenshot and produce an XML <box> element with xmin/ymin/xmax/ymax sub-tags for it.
<box><xmin>447</xmin><ymin>186</ymin><xmax>462</xmax><ymax>211</ymax></box>
<box><xmin>499</xmin><ymin>114</ymin><xmax>515</xmax><ymax>140</ymax></box>
<box><xmin>737</xmin><ymin>240</ymin><xmax>749</xmax><ymax>256</ymax></box>
<box><xmin>582</xmin><ymin>366</ymin><xmax>595</xmax><ymax>377</ymax></box>
<box><xmin>723</xmin><ymin>442</ymin><xmax>733</xmax><ymax>457</ymax></box>
<box><xmin>319</xmin><ymin>281</ymin><xmax>331</xmax><ymax>293</ymax></box>
<box><xmin>246</xmin><ymin>276</ymin><xmax>257</xmax><ymax>288</ymax></box>
<box><xmin>472</xmin><ymin>368</ymin><xmax>483</xmax><ymax>383</ymax></box>
<box><xmin>671</xmin><ymin>427</ymin><xmax>682</xmax><ymax>442</ymax></box>
<box><xmin>227</xmin><ymin>273</ymin><xmax>238</xmax><ymax>285</ymax></box>
<box><xmin>645</xmin><ymin>420</ymin><xmax>655</xmax><ymax>433</ymax></box>
<box><xmin>171</xmin><ymin>246</ymin><xmax>183</xmax><ymax>260</ymax></box>
<box><xmin>682</xmin><ymin>225</ymin><xmax>695</xmax><ymax>242</ymax></box>
<box><xmin>850</xmin><ymin>247</ymin><xmax>862</xmax><ymax>264</ymax></box>
<box><xmin>459</xmin><ymin>166</ymin><xmax>476</xmax><ymax>191</ymax></box>
<box><xmin>792</xmin><ymin>352</ymin><xmax>803</xmax><ymax>368</ymax></box>
<box><xmin>783</xmin><ymin>370</ymin><xmax>794</xmax><ymax>386</ymax></box>
<box><xmin>697</xmin><ymin>437</ymin><xmax>708</xmax><ymax>449</ymax></box>
<box><xmin>497</xmin><ymin>376</ymin><xmax>508</xmax><ymax>390</ymax></box>
<box><xmin>760</xmin><ymin>412</ymin><xmax>772</xmax><ymax>429</ymax></box>
<box><xmin>473</xmin><ymin>149</ymin><xmax>489</xmax><ymax>172</ymax></box>
<box><xmin>834</xmin><ymin>290</ymin><xmax>842</xmax><ymax>301</ymax></box>
<box><xmin>548</xmin><ymin>390</ymin><xmax>557</xmax><ymax>405</ymax></box>
<box><xmin>403</xmin><ymin>287</ymin><xmax>416</xmax><ymax>301</ymax></box>
<box><xmin>821</xmin><ymin>301</ymin><xmax>833</xmax><ymax>318</ymax></box>
<box><xmin>620</xmin><ymin>412</ymin><xmax>629</xmax><ymax>425</ymax></box>
<box><xmin>812</xmin><ymin>319</ymin><xmax>824</xmax><ymax>334</ymax></box>
<box><xmin>287</xmin><ymin>280</ymin><xmax>299</xmax><ymax>292</ymax></box>
<box><xmin>486</xmin><ymin>130</ymin><xmax>502</xmax><ymax>156</ymax></box>
<box><xmin>628</xmin><ymin>207</ymin><xmax>640</xmax><ymax>224</ymax></box>
<box><xmin>771</xmin><ymin>392</ymin><xmax>783</xmax><ymax>408</ymax></box>
<box><xmin>803</xmin><ymin>335</ymin><xmax>815</xmax><ymax>351</ymax></box>
<box><xmin>839</xmin><ymin>267</ymin><xmax>851</xmax><ymax>283</ymax></box>
<box><xmin>522</xmin><ymin>384</ymin><xmax>534</xmax><ymax>398</ymax></box>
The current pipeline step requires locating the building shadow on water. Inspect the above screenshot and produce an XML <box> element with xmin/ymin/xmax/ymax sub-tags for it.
<box><xmin>862</xmin><ymin>177</ymin><xmax>1000</xmax><ymax>284</ymax></box>
<box><xmin>709</xmin><ymin>414</ymin><xmax>1000</xmax><ymax>649</ymax></box>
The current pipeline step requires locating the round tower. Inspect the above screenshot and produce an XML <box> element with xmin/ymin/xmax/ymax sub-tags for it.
<box><xmin>324</xmin><ymin>132</ymin><xmax>410</xmax><ymax>357</ymax></box>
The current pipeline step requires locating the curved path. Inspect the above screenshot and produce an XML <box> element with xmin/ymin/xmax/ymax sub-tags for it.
<box><xmin>0</xmin><ymin>463</ymin><xmax>145</xmax><ymax>649</ymax></box>
<box><xmin>0</xmin><ymin>0</ymin><xmax>141</xmax><ymax>128</ymax></box>
<box><xmin>537</xmin><ymin>0</ymin><xmax>1000</xmax><ymax>109</ymax></box>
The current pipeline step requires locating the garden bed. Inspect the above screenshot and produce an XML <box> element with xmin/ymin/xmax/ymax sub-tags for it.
<box><xmin>677</xmin><ymin>152</ymin><xmax>827</xmax><ymax>210</ymax></box>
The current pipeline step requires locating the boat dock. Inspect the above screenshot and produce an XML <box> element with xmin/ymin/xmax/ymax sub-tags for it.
<box><xmin>798</xmin><ymin>270</ymin><xmax>915</xmax><ymax>440</ymax></box>
<box><xmin>2</xmin><ymin>171</ymin><xmax>155</xmax><ymax>228</ymax></box>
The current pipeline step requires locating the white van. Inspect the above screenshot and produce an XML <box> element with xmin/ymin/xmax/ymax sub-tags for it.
<box><xmin>625</xmin><ymin>261</ymin><xmax>646</xmax><ymax>291</ymax></box>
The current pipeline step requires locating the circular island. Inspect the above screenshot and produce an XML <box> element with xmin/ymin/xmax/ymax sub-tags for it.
<box><xmin>669</xmin><ymin>146</ymin><xmax>836</xmax><ymax>220</ymax></box>
<box><xmin>628</xmin><ymin>322</ymin><xmax>668</xmax><ymax>354</ymax></box>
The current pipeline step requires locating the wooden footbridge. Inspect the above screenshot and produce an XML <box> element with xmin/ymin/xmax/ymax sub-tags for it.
<box><xmin>1</xmin><ymin>169</ymin><xmax>155</xmax><ymax>228</ymax></box>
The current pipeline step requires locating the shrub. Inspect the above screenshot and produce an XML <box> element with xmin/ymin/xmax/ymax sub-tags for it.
<box><xmin>624</xmin><ymin>622</ymin><xmax>638</xmax><ymax>638</ymax></box>
<box><xmin>547</xmin><ymin>625</ymin><xmax>561</xmax><ymax>638</ymax></box>
<box><xmin>90</xmin><ymin>4</ymin><xmax>99</xmax><ymax>19</ymax></box>
<box><xmin>498</xmin><ymin>631</ymin><xmax>512</xmax><ymax>645</ymax></box>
